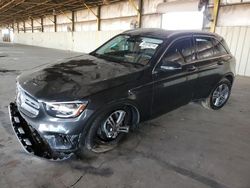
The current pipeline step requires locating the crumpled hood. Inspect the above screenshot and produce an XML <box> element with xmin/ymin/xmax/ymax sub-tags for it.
<box><xmin>17</xmin><ymin>54</ymin><xmax>144</xmax><ymax>101</ymax></box>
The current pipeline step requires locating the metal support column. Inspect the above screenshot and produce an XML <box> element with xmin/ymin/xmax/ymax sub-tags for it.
<box><xmin>23</xmin><ymin>21</ymin><xmax>26</xmax><ymax>33</ymax></box>
<box><xmin>41</xmin><ymin>17</ymin><xmax>44</xmax><ymax>32</ymax></box>
<box><xmin>83</xmin><ymin>2</ymin><xmax>100</xmax><ymax>31</ymax></box>
<box><xmin>17</xmin><ymin>22</ymin><xmax>19</xmax><ymax>33</ymax></box>
<box><xmin>31</xmin><ymin>18</ymin><xmax>34</xmax><ymax>33</ymax></box>
<box><xmin>72</xmin><ymin>11</ymin><xmax>75</xmax><ymax>32</ymax></box>
<box><xmin>138</xmin><ymin>0</ymin><xmax>142</xmax><ymax>28</ymax></box>
<box><xmin>129</xmin><ymin>0</ymin><xmax>142</xmax><ymax>28</ymax></box>
<box><xmin>12</xmin><ymin>22</ymin><xmax>14</xmax><ymax>33</ymax></box>
<box><xmin>210</xmin><ymin>0</ymin><xmax>220</xmax><ymax>33</ymax></box>
<box><xmin>54</xmin><ymin>15</ymin><xmax>57</xmax><ymax>32</ymax></box>
<box><xmin>97</xmin><ymin>5</ymin><xmax>101</xmax><ymax>31</ymax></box>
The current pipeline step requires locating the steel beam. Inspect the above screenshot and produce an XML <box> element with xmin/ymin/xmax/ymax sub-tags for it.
<box><xmin>23</xmin><ymin>21</ymin><xmax>26</xmax><ymax>33</ymax></box>
<box><xmin>12</xmin><ymin>22</ymin><xmax>14</xmax><ymax>33</ymax></box>
<box><xmin>0</xmin><ymin>0</ymin><xmax>124</xmax><ymax>25</ymax></box>
<box><xmin>83</xmin><ymin>2</ymin><xmax>101</xmax><ymax>31</ymax></box>
<box><xmin>43</xmin><ymin>15</ymin><xmax>54</xmax><ymax>23</ymax></box>
<box><xmin>54</xmin><ymin>15</ymin><xmax>57</xmax><ymax>32</ymax></box>
<box><xmin>210</xmin><ymin>0</ymin><xmax>220</xmax><ymax>32</ymax></box>
<box><xmin>59</xmin><ymin>10</ymin><xmax>72</xmax><ymax>21</ymax></box>
<box><xmin>17</xmin><ymin>22</ymin><xmax>19</xmax><ymax>33</ymax></box>
<box><xmin>0</xmin><ymin>0</ymin><xmax>15</xmax><ymax>12</ymax></box>
<box><xmin>129</xmin><ymin>0</ymin><xmax>142</xmax><ymax>28</ymax></box>
<box><xmin>41</xmin><ymin>17</ymin><xmax>44</xmax><ymax>32</ymax></box>
<box><xmin>97</xmin><ymin>5</ymin><xmax>101</xmax><ymax>31</ymax></box>
<box><xmin>138</xmin><ymin>0</ymin><xmax>142</xmax><ymax>28</ymax></box>
<box><xmin>31</xmin><ymin>18</ymin><xmax>34</xmax><ymax>33</ymax></box>
<box><xmin>72</xmin><ymin>11</ymin><xmax>75</xmax><ymax>32</ymax></box>
<box><xmin>83</xmin><ymin>2</ymin><xmax>98</xmax><ymax>18</ymax></box>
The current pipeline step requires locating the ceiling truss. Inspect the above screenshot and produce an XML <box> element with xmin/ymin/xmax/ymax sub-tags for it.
<box><xmin>0</xmin><ymin>0</ymin><xmax>122</xmax><ymax>26</ymax></box>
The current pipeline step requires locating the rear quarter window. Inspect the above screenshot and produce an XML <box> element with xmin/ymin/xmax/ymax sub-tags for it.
<box><xmin>212</xmin><ymin>38</ymin><xmax>228</xmax><ymax>56</ymax></box>
<box><xmin>220</xmin><ymin>38</ymin><xmax>231</xmax><ymax>53</ymax></box>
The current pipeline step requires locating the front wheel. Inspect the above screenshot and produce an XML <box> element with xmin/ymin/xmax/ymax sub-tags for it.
<box><xmin>77</xmin><ymin>106</ymin><xmax>132</xmax><ymax>158</ymax></box>
<box><xmin>202</xmin><ymin>78</ymin><xmax>232</xmax><ymax>110</ymax></box>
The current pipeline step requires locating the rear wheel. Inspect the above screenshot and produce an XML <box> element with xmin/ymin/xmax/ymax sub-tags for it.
<box><xmin>77</xmin><ymin>106</ymin><xmax>132</xmax><ymax>158</ymax></box>
<box><xmin>202</xmin><ymin>78</ymin><xmax>232</xmax><ymax>110</ymax></box>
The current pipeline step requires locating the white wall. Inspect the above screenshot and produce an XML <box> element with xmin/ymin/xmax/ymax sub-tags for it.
<box><xmin>215</xmin><ymin>4</ymin><xmax>250</xmax><ymax>77</ymax></box>
<box><xmin>216</xmin><ymin>26</ymin><xmax>250</xmax><ymax>77</ymax></box>
<box><xmin>217</xmin><ymin>4</ymin><xmax>250</xmax><ymax>27</ymax></box>
<box><xmin>13</xmin><ymin>31</ymin><xmax>123</xmax><ymax>53</ymax></box>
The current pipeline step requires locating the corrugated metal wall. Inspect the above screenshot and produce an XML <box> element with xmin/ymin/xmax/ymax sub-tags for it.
<box><xmin>216</xmin><ymin>26</ymin><xmax>250</xmax><ymax>76</ymax></box>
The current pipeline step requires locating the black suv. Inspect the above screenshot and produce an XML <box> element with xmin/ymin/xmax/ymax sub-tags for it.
<box><xmin>9</xmin><ymin>29</ymin><xmax>235</xmax><ymax>159</ymax></box>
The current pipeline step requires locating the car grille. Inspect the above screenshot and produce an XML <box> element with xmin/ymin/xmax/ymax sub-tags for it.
<box><xmin>16</xmin><ymin>85</ymin><xmax>40</xmax><ymax>117</ymax></box>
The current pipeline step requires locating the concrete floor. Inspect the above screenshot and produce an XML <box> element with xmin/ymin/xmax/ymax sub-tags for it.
<box><xmin>0</xmin><ymin>42</ymin><xmax>250</xmax><ymax>188</ymax></box>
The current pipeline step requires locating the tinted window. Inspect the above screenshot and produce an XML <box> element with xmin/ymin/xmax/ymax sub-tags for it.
<box><xmin>195</xmin><ymin>37</ymin><xmax>214</xmax><ymax>60</ymax></box>
<box><xmin>212</xmin><ymin>38</ymin><xmax>228</xmax><ymax>56</ymax></box>
<box><xmin>220</xmin><ymin>38</ymin><xmax>231</xmax><ymax>53</ymax></box>
<box><xmin>162</xmin><ymin>37</ymin><xmax>194</xmax><ymax>65</ymax></box>
<box><xmin>94</xmin><ymin>35</ymin><xmax>163</xmax><ymax>65</ymax></box>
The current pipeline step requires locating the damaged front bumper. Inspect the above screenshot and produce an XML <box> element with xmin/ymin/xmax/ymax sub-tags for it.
<box><xmin>8</xmin><ymin>102</ymin><xmax>80</xmax><ymax>160</ymax></box>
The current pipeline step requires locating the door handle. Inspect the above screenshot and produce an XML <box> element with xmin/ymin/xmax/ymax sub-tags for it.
<box><xmin>186</xmin><ymin>65</ymin><xmax>196</xmax><ymax>72</ymax></box>
<box><xmin>217</xmin><ymin>62</ymin><xmax>223</xmax><ymax>65</ymax></box>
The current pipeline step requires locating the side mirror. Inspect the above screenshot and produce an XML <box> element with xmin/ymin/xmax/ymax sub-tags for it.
<box><xmin>160</xmin><ymin>61</ymin><xmax>182</xmax><ymax>71</ymax></box>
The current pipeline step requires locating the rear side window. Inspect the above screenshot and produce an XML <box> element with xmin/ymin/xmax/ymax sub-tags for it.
<box><xmin>195</xmin><ymin>37</ymin><xmax>214</xmax><ymax>60</ymax></box>
<box><xmin>213</xmin><ymin>38</ymin><xmax>228</xmax><ymax>56</ymax></box>
<box><xmin>163</xmin><ymin>37</ymin><xmax>194</xmax><ymax>64</ymax></box>
<box><xmin>195</xmin><ymin>36</ymin><xmax>229</xmax><ymax>60</ymax></box>
<box><xmin>220</xmin><ymin>38</ymin><xmax>231</xmax><ymax>53</ymax></box>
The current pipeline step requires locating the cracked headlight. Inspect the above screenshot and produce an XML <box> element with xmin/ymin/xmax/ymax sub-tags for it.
<box><xmin>44</xmin><ymin>101</ymin><xmax>88</xmax><ymax>118</ymax></box>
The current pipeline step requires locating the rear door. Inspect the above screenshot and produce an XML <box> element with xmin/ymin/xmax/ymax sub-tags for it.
<box><xmin>152</xmin><ymin>36</ymin><xmax>198</xmax><ymax>116</ymax></box>
<box><xmin>193</xmin><ymin>35</ymin><xmax>230</xmax><ymax>99</ymax></box>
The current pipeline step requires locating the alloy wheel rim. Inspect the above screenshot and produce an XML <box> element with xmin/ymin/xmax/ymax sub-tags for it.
<box><xmin>212</xmin><ymin>83</ymin><xmax>230</xmax><ymax>107</ymax></box>
<box><xmin>100</xmin><ymin>110</ymin><xmax>129</xmax><ymax>140</ymax></box>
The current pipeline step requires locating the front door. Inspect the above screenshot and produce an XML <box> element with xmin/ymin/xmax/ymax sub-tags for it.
<box><xmin>152</xmin><ymin>36</ymin><xmax>198</xmax><ymax>116</ymax></box>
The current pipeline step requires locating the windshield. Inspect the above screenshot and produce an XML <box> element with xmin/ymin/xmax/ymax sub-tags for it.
<box><xmin>93</xmin><ymin>35</ymin><xmax>163</xmax><ymax>65</ymax></box>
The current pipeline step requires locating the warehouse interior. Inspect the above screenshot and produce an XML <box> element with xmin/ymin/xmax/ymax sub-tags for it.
<box><xmin>0</xmin><ymin>0</ymin><xmax>250</xmax><ymax>188</ymax></box>
<box><xmin>1</xmin><ymin>0</ymin><xmax>250</xmax><ymax>76</ymax></box>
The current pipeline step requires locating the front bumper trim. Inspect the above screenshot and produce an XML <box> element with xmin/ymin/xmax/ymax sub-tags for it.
<box><xmin>8</xmin><ymin>102</ymin><xmax>73</xmax><ymax>160</ymax></box>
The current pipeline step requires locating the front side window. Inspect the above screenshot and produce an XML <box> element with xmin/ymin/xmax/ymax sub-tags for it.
<box><xmin>161</xmin><ymin>37</ymin><xmax>194</xmax><ymax>65</ymax></box>
<box><xmin>94</xmin><ymin>35</ymin><xmax>163</xmax><ymax>65</ymax></box>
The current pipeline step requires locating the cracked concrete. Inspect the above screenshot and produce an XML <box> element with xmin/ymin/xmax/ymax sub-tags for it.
<box><xmin>0</xmin><ymin>42</ymin><xmax>250</xmax><ymax>188</ymax></box>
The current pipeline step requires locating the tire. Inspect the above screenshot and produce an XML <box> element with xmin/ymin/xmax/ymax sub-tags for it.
<box><xmin>202</xmin><ymin>78</ymin><xmax>232</xmax><ymax>110</ymax></box>
<box><xmin>76</xmin><ymin>105</ymin><xmax>132</xmax><ymax>159</ymax></box>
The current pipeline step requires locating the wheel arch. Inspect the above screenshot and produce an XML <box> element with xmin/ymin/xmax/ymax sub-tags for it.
<box><xmin>211</xmin><ymin>73</ymin><xmax>234</xmax><ymax>95</ymax></box>
<box><xmin>224</xmin><ymin>73</ymin><xmax>234</xmax><ymax>85</ymax></box>
<box><xmin>86</xmin><ymin>99</ymin><xmax>141</xmax><ymax>131</ymax></box>
<box><xmin>106</xmin><ymin>99</ymin><xmax>141</xmax><ymax>128</ymax></box>
<box><xmin>77</xmin><ymin>99</ymin><xmax>141</xmax><ymax>151</ymax></box>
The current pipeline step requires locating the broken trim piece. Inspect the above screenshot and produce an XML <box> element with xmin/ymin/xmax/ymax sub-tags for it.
<box><xmin>8</xmin><ymin>102</ymin><xmax>73</xmax><ymax>160</ymax></box>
